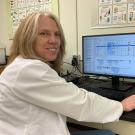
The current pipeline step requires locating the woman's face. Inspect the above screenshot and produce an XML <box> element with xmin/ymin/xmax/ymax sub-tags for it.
<box><xmin>34</xmin><ymin>16</ymin><xmax>61</xmax><ymax>62</ymax></box>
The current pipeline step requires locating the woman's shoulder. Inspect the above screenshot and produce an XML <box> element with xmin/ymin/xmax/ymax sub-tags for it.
<box><xmin>12</xmin><ymin>57</ymin><xmax>59</xmax><ymax>78</ymax></box>
<box><xmin>14</xmin><ymin>56</ymin><xmax>49</xmax><ymax>68</ymax></box>
<box><xmin>5</xmin><ymin>56</ymin><xmax>51</xmax><ymax>74</ymax></box>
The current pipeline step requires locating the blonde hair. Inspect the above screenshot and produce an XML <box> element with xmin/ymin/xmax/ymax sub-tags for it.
<box><xmin>8</xmin><ymin>12</ymin><xmax>66</xmax><ymax>73</ymax></box>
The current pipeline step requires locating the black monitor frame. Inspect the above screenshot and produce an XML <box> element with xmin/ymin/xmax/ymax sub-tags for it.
<box><xmin>82</xmin><ymin>33</ymin><xmax>135</xmax><ymax>91</ymax></box>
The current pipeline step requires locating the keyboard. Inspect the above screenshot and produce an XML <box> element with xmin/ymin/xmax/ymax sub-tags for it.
<box><xmin>79</xmin><ymin>84</ymin><xmax>124</xmax><ymax>101</ymax></box>
<box><xmin>74</xmin><ymin>79</ymin><xmax>125</xmax><ymax>101</ymax></box>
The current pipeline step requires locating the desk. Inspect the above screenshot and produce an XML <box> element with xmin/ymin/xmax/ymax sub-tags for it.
<box><xmin>68</xmin><ymin>118</ymin><xmax>135</xmax><ymax>135</ymax></box>
<box><xmin>103</xmin><ymin>120</ymin><xmax>135</xmax><ymax>135</ymax></box>
<box><xmin>66</xmin><ymin>76</ymin><xmax>135</xmax><ymax>134</ymax></box>
<box><xmin>68</xmin><ymin>80</ymin><xmax>135</xmax><ymax>135</ymax></box>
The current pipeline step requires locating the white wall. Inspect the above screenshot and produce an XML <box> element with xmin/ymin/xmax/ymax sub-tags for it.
<box><xmin>0</xmin><ymin>0</ymin><xmax>12</xmax><ymax>55</ymax></box>
<box><xmin>59</xmin><ymin>0</ymin><xmax>77</xmax><ymax>63</ymax></box>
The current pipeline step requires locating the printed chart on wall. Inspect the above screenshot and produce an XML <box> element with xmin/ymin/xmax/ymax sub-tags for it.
<box><xmin>7</xmin><ymin>0</ymin><xmax>59</xmax><ymax>39</ymax></box>
<box><xmin>98</xmin><ymin>0</ymin><xmax>135</xmax><ymax>27</ymax></box>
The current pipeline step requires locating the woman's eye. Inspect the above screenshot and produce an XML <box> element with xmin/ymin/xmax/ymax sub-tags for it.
<box><xmin>55</xmin><ymin>33</ymin><xmax>61</xmax><ymax>37</ymax></box>
<box><xmin>39</xmin><ymin>32</ymin><xmax>49</xmax><ymax>36</ymax></box>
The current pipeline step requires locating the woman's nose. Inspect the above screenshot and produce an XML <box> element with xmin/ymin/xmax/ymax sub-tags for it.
<box><xmin>48</xmin><ymin>34</ymin><xmax>57</xmax><ymax>43</ymax></box>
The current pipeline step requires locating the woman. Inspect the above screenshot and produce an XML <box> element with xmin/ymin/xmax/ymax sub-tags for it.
<box><xmin>0</xmin><ymin>12</ymin><xmax>135</xmax><ymax>135</ymax></box>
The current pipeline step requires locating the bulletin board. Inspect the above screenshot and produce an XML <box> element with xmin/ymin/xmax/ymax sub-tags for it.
<box><xmin>92</xmin><ymin>0</ymin><xmax>135</xmax><ymax>28</ymax></box>
<box><xmin>7</xmin><ymin>0</ymin><xmax>59</xmax><ymax>39</ymax></box>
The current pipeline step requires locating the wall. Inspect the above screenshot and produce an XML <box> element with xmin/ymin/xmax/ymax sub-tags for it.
<box><xmin>77</xmin><ymin>0</ymin><xmax>135</xmax><ymax>59</ymax></box>
<box><xmin>0</xmin><ymin>0</ymin><xmax>11</xmax><ymax>55</ymax></box>
<box><xmin>1</xmin><ymin>0</ymin><xmax>135</xmax><ymax>62</ymax></box>
<box><xmin>59</xmin><ymin>0</ymin><xmax>77</xmax><ymax>63</ymax></box>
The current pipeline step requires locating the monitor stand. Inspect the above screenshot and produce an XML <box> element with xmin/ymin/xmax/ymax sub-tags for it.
<box><xmin>100</xmin><ymin>77</ymin><xmax>133</xmax><ymax>91</ymax></box>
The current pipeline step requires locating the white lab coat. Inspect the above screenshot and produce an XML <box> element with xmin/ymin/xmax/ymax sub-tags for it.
<box><xmin>0</xmin><ymin>56</ymin><xmax>123</xmax><ymax>135</ymax></box>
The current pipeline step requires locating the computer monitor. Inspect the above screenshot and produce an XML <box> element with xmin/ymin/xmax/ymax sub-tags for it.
<box><xmin>82</xmin><ymin>33</ymin><xmax>135</xmax><ymax>91</ymax></box>
<box><xmin>0</xmin><ymin>48</ymin><xmax>6</xmax><ymax>66</ymax></box>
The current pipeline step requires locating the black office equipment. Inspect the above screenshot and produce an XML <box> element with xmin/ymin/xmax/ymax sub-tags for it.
<box><xmin>73</xmin><ymin>78</ymin><xmax>125</xmax><ymax>101</ymax></box>
<box><xmin>0</xmin><ymin>48</ymin><xmax>6</xmax><ymax>66</ymax></box>
<box><xmin>82</xmin><ymin>33</ymin><xmax>135</xmax><ymax>91</ymax></box>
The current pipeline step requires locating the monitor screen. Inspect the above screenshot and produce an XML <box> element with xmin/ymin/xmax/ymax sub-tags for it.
<box><xmin>0</xmin><ymin>48</ymin><xmax>6</xmax><ymax>65</ymax></box>
<box><xmin>82</xmin><ymin>33</ymin><xmax>135</xmax><ymax>90</ymax></box>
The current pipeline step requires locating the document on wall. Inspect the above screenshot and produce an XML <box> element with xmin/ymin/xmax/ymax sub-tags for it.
<box><xmin>99</xmin><ymin>5</ymin><xmax>112</xmax><ymax>25</ymax></box>
<box><xmin>128</xmin><ymin>3</ymin><xmax>135</xmax><ymax>23</ymax></box>
<box><xmin>8</xmin><ymin>0</ymin><xmax>59</xmax><ymax>39</ymax></box>
<box><xmin>99</xmin><ymin>0</ymin><xmax>112</xmax><ymax>5</ymax></box>
<box><xmin>98</xmin><ymin>0</ymin><xmax>135</xmax><ymax>27</ymax></box>
<box><xmin>113</xmin><ymin>0</ymin><xmax>127</xmax><ymax>4</ymax></box>
<box><xmin>112</xmin><ymin>4</ymin><xmax>127</xmax><ymax>24</ymax></box>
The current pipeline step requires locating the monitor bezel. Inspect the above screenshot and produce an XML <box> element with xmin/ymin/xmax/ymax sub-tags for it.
<box><xmin>82</xmin><ymin>32</ymin><xmax>135</xmax><ymax>79</ymax></box>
